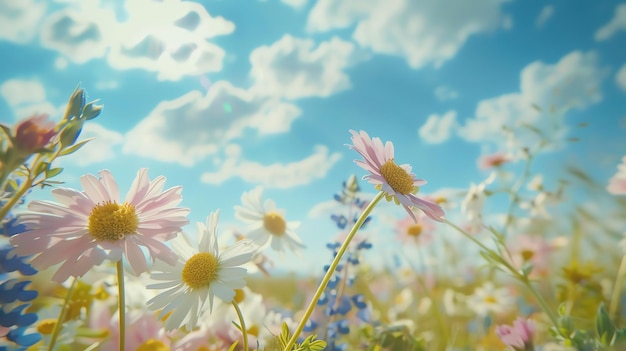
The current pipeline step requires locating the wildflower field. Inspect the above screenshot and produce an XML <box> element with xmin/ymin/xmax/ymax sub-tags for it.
<box><xmin>1</xmin><ymin>85</ymin><xmax>625</xmax><ymax>351</ymax></box>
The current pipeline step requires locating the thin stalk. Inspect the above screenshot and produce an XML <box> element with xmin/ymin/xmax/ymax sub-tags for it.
<box><xmin>116</xmin><ymin>261</ymin><xmax>126</xmax><ymax>351</ymax></box>
<box><xmin>609</xmin><ymin>255</ymin><xmax>626</xmax><ymax>318</ymax></box>
<box><xmin>47</xmin><ymin>277</ymin><xmax>77</xmax><ymax>351</ymax></box>
<box><xmin>232</xmin><ymin>301</ymin><xmax>249</xmax><ymax>351</ymax></box>
<box><xmin>444</xmin><ymin>218</ymin><xmax>562</xmax><ymax>336</ymax></box>
<box><xmin>283</xmin><ymin>192</ymin><xmax>384</xmax><ymax>351</ymax></box>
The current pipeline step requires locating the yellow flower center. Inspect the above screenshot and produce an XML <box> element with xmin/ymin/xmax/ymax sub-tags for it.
<box><xmin>483</xmin><ymin>295</ymin><xmax>497</xmax><ymax>304</ymax></box>
<box><xmin>263</xmin><ymin>211</ymin><xmax>286</xmax><ymax>235</ymax></box>
<box><xmin>521</xmin><ymin>249</ymin><xmax>535</xmax><ymax>261</ymax></box>
<box><xmin>182</xmin><ymin>252</ymin><xmax>219</xmax><ymax>290</ymax></box>
<box><xmin>88</xmin><ymin>201</ymin><xmax>138</xmax><ymax>241</ymax></box>
<box><xmin>247</xmin><ymin>325</ymin><xmax>260</xmax><ymax>337</ymax></box>
<box><xmin>136</xmin><ymin>339</ymin><xmax>169</xmax><ymax>351</ymax></box>
<box><xmin>36</xmin><ymin>319</ymin><xmax>57</xmax><ymax>334</ymax></box>
<box><xmin>380</xmin><ymin>159</ymin><xmax>415</xmax><ymax>195</ymax></box>
<box><xmin>233</xmin><ymin>288</ymin><xmax>245</xmax><ymax>304</ymax></box>
<box><xmin>407</xmin><ymin>224</ymin><xmax>423</xmax><ymax>237</ymax></box>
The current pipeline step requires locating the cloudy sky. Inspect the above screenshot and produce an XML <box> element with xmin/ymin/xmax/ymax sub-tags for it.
<box><xmin>1</xmin><ymin>0</ymin><xmax>625</xmax><ymax>274</ymax></box>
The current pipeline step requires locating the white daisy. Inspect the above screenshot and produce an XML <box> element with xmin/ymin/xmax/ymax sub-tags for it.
<box><xmin>234</xmin><ymin>186</ymin><xmax>305</xmax><ymax>253</ymax></box>
<box><xmin>465</xmin><ymin>282</ymin><xmax>515</xmax><ymax>317</ymax></box>
<box><xmin>146</xmin><ymin>210</ymin><xmax>257</xmax><ymax>331</ymax></box>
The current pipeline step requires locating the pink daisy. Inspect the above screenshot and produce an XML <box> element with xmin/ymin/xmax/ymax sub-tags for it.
<box><xmin>347</xmin><ymin>130</ymin><xmax>444</xmax><ymax>222</ymax></box>
<box><xmin>10</xmin><ymin>169</ymin><xmax>190</xmax><ymax>283</ymax></box>
<box><xmin>394</xmin><ymin>213</ymin><xmax>435</xmax><ymax>246</ymax></box>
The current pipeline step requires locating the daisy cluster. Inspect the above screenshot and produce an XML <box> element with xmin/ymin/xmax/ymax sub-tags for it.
<box><xmin>1</xmin><ymin>87</ymin><xmax>626</xmax><ymax>351</ymax></box>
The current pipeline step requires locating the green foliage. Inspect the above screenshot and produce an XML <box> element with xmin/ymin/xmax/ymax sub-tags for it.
<box><xmin>363</xmin><ymin>324</ymin><xmax>426</xmax><ymax>351</ymax></box>
<box><xmin>276</xmin><ymin>322</ymin><xmax>326</xmax><ymax>351</ymax></box>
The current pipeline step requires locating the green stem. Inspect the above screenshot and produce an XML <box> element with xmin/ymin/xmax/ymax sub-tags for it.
<box><xmin>444</xmin><ymin>218</ymin><xmax>562</xmax><ymax>336</ymax></box>
<box><xmin>609</xmin><ymin>255</ymin><xmax>626</xmax><ymax>318</ymax></box>
<box><xmin>283</xmin><ymin>191</ymin><xmax>384</xmax><ymax>351</ymax></box>
<box><xmin>0</xmin><ymin>163</ymin><xmax>35</xmax><ymax>220</ymax></box>
<box><xmin>116</xmin><ymin>261</ymin><xmax>126</xmax><ymax>351</ymax></box>
<box><xmin>232</xmin><ymin>301</ymin><xmax>249</xmax><ymax>351</ymax></box>
<box><xmin>519</xmin><ymin>275</ymin><xmax>560</xmax><ymax>330</ymax></box>
<box><xmin>47</xmin><ymin>277</ymin><xmax>77</xmax><ymax>351</ymax></box>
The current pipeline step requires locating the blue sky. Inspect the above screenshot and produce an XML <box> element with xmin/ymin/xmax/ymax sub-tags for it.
<box><xmin>0</xmin><ymin>0</ymin><xmax>625</xmax><ymax>274</ymax></box>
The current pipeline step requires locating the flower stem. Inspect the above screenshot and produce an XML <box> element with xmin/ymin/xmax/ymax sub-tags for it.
<box><xmin>283</xmin><ymin>191</ymin><xmax>384</xmax><ymax>351</ymax></box>
<box><xmin>232</xmin><ymin>301</ymin><xmax>249</xmax><ymax>351</ymax></box>
<box><xmin>47</xmin><ymin>277</ymin><xmax>77</xmax><ymax>351</ymax></box>
<box><xmin>444</xmin><ymin>219</ymin><xmax>562</xmax><ymax>335</ymax></box>
<box><xmin>116</xmin><ymin>261</ymin><xmax>126</xmax><ymax>351</ymax></box>
<box><xmin>0</xmin><ymin>161</ymin><xmax>36</xmax><ymax>220</ymax></box>
<box><xmin>609</xmin><ymin>254</ymin><xmax>626</xmax><ymax>318</ymax></box>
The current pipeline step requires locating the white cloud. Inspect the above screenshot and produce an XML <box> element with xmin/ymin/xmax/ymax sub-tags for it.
<box><xmin>418</xmin><ymin>110</ymin><xmax>458</xmax><ymax>144</ymax></box>
<box><xmin>535</xmin><ymin>5</ymin><xmax>554</xmax><ymax>28</ymax></box>
<box><xmin>39</xmin><ymin>2</ymin><xmax>114</xmax><ymax>63</ymax></box>
<box><xmin>1</xmin><ymin>79</ymin><xmax>46</xmax><ymax>106</ymax></box>
<box><xmin>616</xmin><ymin>64</ymin><xmax>626</xmax><ymax>92</ymax></box>
<box><xmin>250</xmin><ymin>35</ymin><xmax>358</xmax><ymax>99</ymax></box>
<box><xmin>95</xmin><ymin>80</ymin><xmax>119</xmax><ymax>91</ymax></box>
<box><xmin>201</xmin><ymin>144</ymin><xmax>342</xmax><ymax>188</ymax></box>
<box><xmin>0</xmin><ymin>0</ymin><xmax>46</xmax><ymax>43</ymax></box>
<box><xmin>38</xmin><ymin>0</ymin><xmax>234</xmax><ymax>80</ymax></box>
<box><xmin>434</xmin><ymin>85</ymin><xmax>459</xmax><ymax>101</ymax></box>
<box><xmin>457</xmin><ymin>51</ymin><xmax>608</xmax><ymax>148</ymax></box>
<box><xmin>0</xmin><ymin>79</ymin><xmax>60</xmax><ymax>119</ymax></box>
<box><xmin>307</xmin><ymin>0</ymin><xmax>511</xmax><ymax>69</ymax></box>
<box><xmin>595</xmin><ymin>3</ymin><xmax>626</xmax><ymax>41</ymax></box>
<box><xmin>63</xmin><ymin>123</ymin><xmax>123</xmax><ymax>167</ymax></box>
<box><xmin>281</xmin><ymin>0</ymin><xmax>308</xmax><ymax>8</ymax></box>
<box><xmin>122</xmin><ymin>81</ymin><xmax>301</xmax><ymax>166</ymax></box>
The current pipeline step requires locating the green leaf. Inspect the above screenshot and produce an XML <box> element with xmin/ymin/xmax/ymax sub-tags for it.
<box><xmin>307</xmin><ymin>340</ymin><xmax>326</xmax><ymax>351</ymax></box>
<box><xmin>34</xmin><ymin>161</ymin><xmax>49</xmax><ymax>178</ymax></box>
<box><xmin>227</xmin><ymin>340</ymin><xmax>239</xmax><ymax>351</ymax></box>
<box><xmin>595</xmin><ymin>303</ymin><xmax>616</xmax><ymax>346</ymax></box>
<box><xmin>231</xmin><ymin>321</ymin><xmax>242</xmax><ymax>331</ymax></box>
<box><xmin>278</xmin><ymin>321</ymin><xmax>291</xmax><ymax>349</ymax></box>
<box><xmin>59</xmin><ymin>138</ymin><xmax>93</xmax><ymax>156</ymax></box>
<box><xmin>59</xmin><ymin>118</ymin><xmax>85</xmax><ymax>149</ymax></box>
<box><xmin>45</xmin><ymin>167</ymin><xmax>63</xmax><ymax>179</ymax></box>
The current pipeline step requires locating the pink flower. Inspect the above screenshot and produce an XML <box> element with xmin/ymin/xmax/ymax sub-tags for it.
<box><xmin>98</xmin><ymin>310</ymin><xmax>172</xmax><ymax>351</ymax></box>
<box><xmin>478</xmin><ymin>152</ymin><xmax>510</xmax><ymax>170</ymax></box>
<box><xmin>394</xmin><ymin>213</ymin><xmax>435</xmax><ymax>246</ymax></box>
<box><xmin>12</xmin><ymin>114</ymin><xmax>57</xmax><ymax>154</ymax></box>
<box><xmin>10</xmin><ymin>169</ymin><xmax>189</xmax><ymax>282</ymax></box>
<box><xmin>607</xmin><ymin>156</ymin><xmax>626</xmax><ymax>195</ymax></box>
<box><xmin>495</xmin><ymin>317</ymin><xmax>535</xmax><ymax>351</ymax></box>
<box><xmin>507</xmin><ymin>234</ymin><xmax>553</xmax><ymax>277</ymax></box>
<box><xmin>347</xmin><ymin>130</ymin><xmax>444</xmax><ymax>222</ymax></box>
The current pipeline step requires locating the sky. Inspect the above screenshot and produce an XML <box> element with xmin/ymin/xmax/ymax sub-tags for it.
<box><xmin>0</xmin><ymin>0</ymin><xmax>625</xmax><ymax>275</ymax></box>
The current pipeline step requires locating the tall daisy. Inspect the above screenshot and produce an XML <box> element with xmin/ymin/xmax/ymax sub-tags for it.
<box><xmin>9</xmin><ymin>169</ymin><xmax>189</xmax><ymax>283</ymax></box>
<box><xmin>234</xmin><ymin>186</ymin><xmax>305</xmax><ymax>253</ymax></box>
<box><xmin>147</xmin><ymin>210</ymin><xmax>257</xmax><ymax>331</ymax></box>
<box><xmin>348</xmin><ymin>130</ymin><xmax>444</xmax><ymax>222</ymax></box>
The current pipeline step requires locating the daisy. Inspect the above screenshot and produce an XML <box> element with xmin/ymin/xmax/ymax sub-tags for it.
<box><xmin>466</xmin><ymin>282</ymin><xmax>515</xmax><ymax>317</ymax></box>
<box><xmin>234</xmin><ymin>186</ymin><xmax>305</xmax><ymax>253</ymax></box>
<box><xmin>146</xmin><ymin>210</ymin><xmax>257</xmax><ymax>331</ymax></box>
<box><xmin>9</xmin><ymin>169</ymin><xmax>189</xmax><ymax>283</ymax></box>
<box><xmin>347</xmin><ymin>130</ymin><xmax>444</xmax><ymax>222</ymax></box>
<box><xmin>394</xmin><ymin>213</ymin><xmax>435</xmax><ymax>246</ymax></box>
